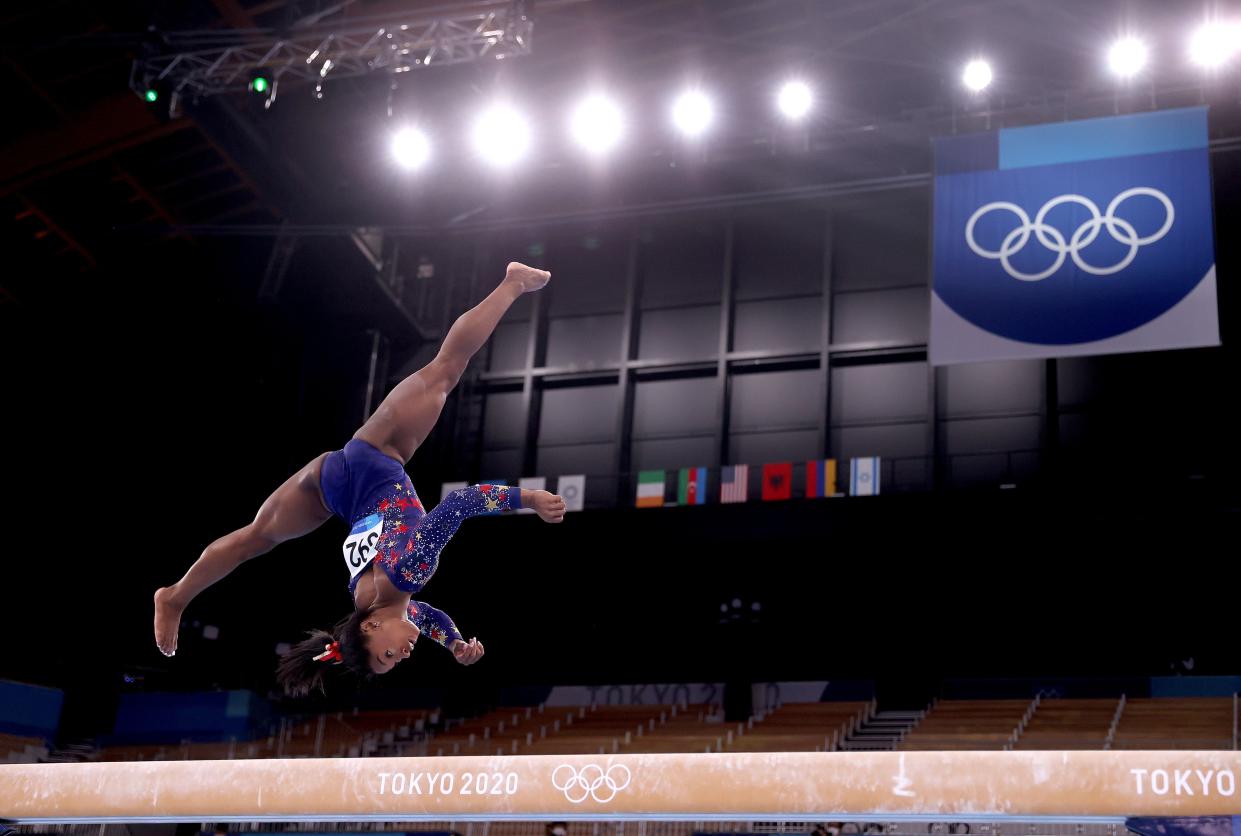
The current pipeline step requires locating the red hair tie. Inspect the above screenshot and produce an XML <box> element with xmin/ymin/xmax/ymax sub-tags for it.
<box><xmin>313</xmin><ymin>641</ymin><xmax>342</xmax><ymax>664</ymax></box>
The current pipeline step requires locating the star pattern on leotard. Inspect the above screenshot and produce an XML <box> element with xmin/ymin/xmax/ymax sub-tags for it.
<box><xmin>404</xmin><ymin>600</ymin><xmax>463</xmax><ymax>649</ymax></box>
<box><xmin>331</xmin><ymin>448</ymin><xmax>485</xmax><ymax>653</ymax></box>
<box><xmin>347</xmin><ymin>482</ymin><xmax>518</xmax><ymax>600</ymax></box>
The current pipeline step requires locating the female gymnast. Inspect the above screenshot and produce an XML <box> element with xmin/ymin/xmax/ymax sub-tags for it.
<box><xmin>153</xmin><ymin>262</ymin><xmax>566</xmax><ymax>696</ymax></box>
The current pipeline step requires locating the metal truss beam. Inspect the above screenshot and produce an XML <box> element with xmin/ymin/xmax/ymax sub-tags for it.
<box><xmin>132</xmin><ymin>1</ymin><xmax>537</xmax><ymax>100</ymax></box>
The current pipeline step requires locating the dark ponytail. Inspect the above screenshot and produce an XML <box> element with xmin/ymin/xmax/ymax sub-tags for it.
<box><xmin>276</xmin><ymin>607</ymin><xmax>376</xmax><ymax>697</ymax></box>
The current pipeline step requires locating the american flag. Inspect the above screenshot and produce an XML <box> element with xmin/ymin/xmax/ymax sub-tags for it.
<box><xmin>720</xmin><ymin>464</ymin><xmax>749</xmax><ymax>503</ymax></box>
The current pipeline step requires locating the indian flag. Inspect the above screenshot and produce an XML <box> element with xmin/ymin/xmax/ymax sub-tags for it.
<box><xmin>636</xmin><ymin>470</ymin><xmax>665</xmax><ymax>508</ymax></box>
<box><xmin>677</xmin><ymin>467</ymin><xmax>708</xmax><ymax>505</ymax></box>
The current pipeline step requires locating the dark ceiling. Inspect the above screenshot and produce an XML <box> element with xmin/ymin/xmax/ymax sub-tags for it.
<box><xmin>3</xmin><ymin>0</ymin><xmax>1238</xmax><ymax>266</ymax></box>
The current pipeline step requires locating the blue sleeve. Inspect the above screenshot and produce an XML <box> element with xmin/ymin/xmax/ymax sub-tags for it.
<box><xmin>387</xmin><ymin>484</ymin><xmax>522</xmax><ymax>593</ymax></box>
<box><xmin>408</xmin><ymin>601</ymin><xmax>463</xmax><ymax>648</ymax></box>
<box><xmin>413</xmin><ymin>483</ymin><xmax>521</xmax><ymax>560</ymax></box>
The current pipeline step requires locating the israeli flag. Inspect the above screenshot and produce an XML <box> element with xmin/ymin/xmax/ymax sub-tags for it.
<box><xmin>849</xmin><ymin>457</ymin><xmax>880</xmax><ymax>497</ymax></box>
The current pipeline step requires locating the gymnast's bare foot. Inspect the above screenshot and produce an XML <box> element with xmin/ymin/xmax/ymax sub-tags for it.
<box><xmin>154</xmin><ymin>586</ymin><xmax>185</xmax><ymax>657</ymax></box>
<box><xmin>504</xmin><ymin>262</ymin><xmax>551</xmax><ymax>293</ymax></box>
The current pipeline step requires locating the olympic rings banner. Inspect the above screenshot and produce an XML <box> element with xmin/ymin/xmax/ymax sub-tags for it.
<box><xmin>930</xmin><ymin>106</ymin><xmax>1219</xmax><ymax>365</ymax></box>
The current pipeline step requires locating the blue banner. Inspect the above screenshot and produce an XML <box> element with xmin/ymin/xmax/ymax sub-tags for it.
<box><xmin>109</xmin><ymin>690</ymin><xmax>271</xmax><ymax>744</ymax></box>
<box><xmin>0</xmin><ymin>679</ymin><xmax>63</xmax><ymax>742</ymax></box>
<box><xmin>1128</xmin><ymin>817</ymin><xmax>1240</xmax><ymax>836</ymax></box>
<box><xmin>931</xmin><ymin>107</ymin><xmax>1219</xmax><ymax>365</ymax></box>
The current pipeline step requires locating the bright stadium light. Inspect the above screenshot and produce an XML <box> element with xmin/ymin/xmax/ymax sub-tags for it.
<box><xmin>962</xmin><ymin>59</ymin><xmax>993</xmax><ymax>92</ymax></box>
<box><xmin>1108</xmin><ymin>37</ymin><xmax>1149</xmax><ymax>78</ymax></box>
<box><xmin>569</xmin><ymin>94</ymin><xmax>625</xmax><ymax>154</ymax></box>
<box><xmin>671</xmin><ymin>89</ymin><xmax>714</xmax><ymax>138</ymax></box>
<box><xmin>391</xmin><ymin>127</ymin><xmax>430</xmax><ymax>170</ymax></box>
<box><xmin>472</xmin><ymin>104</ymin><xmax>532</xmax><ymax>166</ymax></box>
<box><xmin>776</xmin><ymin>80</ymin><xmax>813</xmax><ymax>120</ymax></box>
<box><xmin>1189</xmin><ymin>21</ymin><xmax>1240</xmax><ymax>69</ymax></box>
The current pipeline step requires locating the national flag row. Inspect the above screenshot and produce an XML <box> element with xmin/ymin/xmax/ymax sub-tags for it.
<box><xmin>440</xmin><ymin>475</ymin><xmax>586</xmax><ymax>514</ymax></box>
<box><xmin>636</xmin><ymin>457</ymin><xmax>880</xmax><ymax>507</ymax></box>
<box><xmin>438</xmin><ymin>458</ymin><xmax>881</xmax><ymax>514</ymax></box>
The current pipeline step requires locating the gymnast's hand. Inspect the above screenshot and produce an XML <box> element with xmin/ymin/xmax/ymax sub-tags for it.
<box><xmin>527</xmin><ymin>489</ymin><xmax>567</xmax><ymax>523</ymax></box>
<box><xmin>451</xmin><ymin>637</ymin><xmax>485</xmax><ymax>665</ymax></box>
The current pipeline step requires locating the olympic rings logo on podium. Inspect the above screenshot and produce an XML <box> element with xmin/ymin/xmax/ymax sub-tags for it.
<box><xmin>551</xmin><ymin>763</ymin><xmax>632</xmax><ymax>803</ymax></box>
<box><xmin>964</xmin><ymin>187</ymin><xmax>1175</xmax><ymax>281</ymax></box>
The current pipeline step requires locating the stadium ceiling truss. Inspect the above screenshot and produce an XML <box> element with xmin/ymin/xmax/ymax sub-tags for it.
<box><xmin>129</xmin><ymin>0</ymin><xmax>537</xmax><ymax>105</ymax></box>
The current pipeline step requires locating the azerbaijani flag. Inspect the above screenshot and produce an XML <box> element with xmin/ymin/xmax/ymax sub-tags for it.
<box><xmin>677</xmin><ymin>467</ymin><xmax>708</xmax><ymax>505</ymax></box>
<box><xmin>636</xmin><ymin>470</ymin><xmax>665</xmax><ymax>508</ymax></box>
<box><xmin>805</xmin><ymin>459</ymin><xmax>838</xmax><ymax>498</ymax></box>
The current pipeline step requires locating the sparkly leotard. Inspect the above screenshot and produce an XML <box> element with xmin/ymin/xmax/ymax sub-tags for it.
<box><xmin>319</xmin><ymin>438</ymin><xmax>521</xmax><ymax>646</ymax></box>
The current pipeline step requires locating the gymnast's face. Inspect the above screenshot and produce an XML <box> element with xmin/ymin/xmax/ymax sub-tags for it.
<box><xmin>360</xmin><ymin>616</ymin><xmax>420</xmax><ymax>674</ymax></box>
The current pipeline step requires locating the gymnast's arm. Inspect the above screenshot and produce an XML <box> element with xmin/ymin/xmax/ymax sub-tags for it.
<box><xmin>410</xmin><ymin>601</ymin><xmax>485</xmax><ymax>666</ymax></box>
<box><xmin>153</xmin><ymin>454</ymin><xmax>333</xmax><ymax>656</ymax></box>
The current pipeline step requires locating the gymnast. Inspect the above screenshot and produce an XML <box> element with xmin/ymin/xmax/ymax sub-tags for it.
<box><xmin>153</xmin><ymin>262</ymin><xmax>566</xmax><ymax>695</ymax></box>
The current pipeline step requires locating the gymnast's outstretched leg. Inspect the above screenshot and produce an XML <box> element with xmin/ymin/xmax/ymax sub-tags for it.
<box><xmin>354</xmin><ymin>261</ymin><xmax>550</xmax><ymax>463</ymax></box>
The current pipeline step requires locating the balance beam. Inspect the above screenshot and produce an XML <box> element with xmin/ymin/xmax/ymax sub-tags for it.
<box><xmin>3</xmin><ymin>751</ymin><xmax>1241</xmax><ymax>824</ymax></box>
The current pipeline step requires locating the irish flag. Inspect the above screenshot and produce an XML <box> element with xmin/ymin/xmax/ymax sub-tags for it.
<box><xmin>677</xmin><ymin>467</ymin><xmax>708</xmax><ymax>505</ymax></box>
<box><xmin>636</xmin><ymin>470</ymin><xmax>665</xmax><ymax>508</ymax></box>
